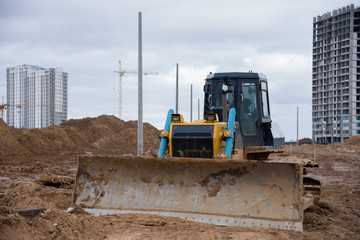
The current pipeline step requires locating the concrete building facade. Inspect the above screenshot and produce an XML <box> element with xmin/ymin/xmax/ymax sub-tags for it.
<box><xmin>6</xmin><ymin>64</ymin><xmax>68</xmax><ymax>129</ymax></box>
<box><xmin>312</xmin><ymin>4</ymin><xmax>360</xmax><ymax>144</ymax></box>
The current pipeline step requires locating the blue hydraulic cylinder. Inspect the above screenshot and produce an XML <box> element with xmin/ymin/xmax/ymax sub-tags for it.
<box><xmin>225</xmin><ymin>108</ymin><xmax>236</xmax><ymax>159</ymax></box>
<box><xmin>157</xmin><ymin>109</ymin><xmax>174</xmax><ymax>157</ymax></box>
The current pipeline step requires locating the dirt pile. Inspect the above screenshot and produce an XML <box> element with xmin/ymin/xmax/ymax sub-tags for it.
<box><xmin>0</xmin><ymin>119</ymin><xmax>29</xmax><ymax>158</ymax></box>
<box><xmin>1</xmin><ymin>115</ymin><xmax>160</xmax><ymax>157</ymax></box>
<box><xmin>14</xmin><ymin>126</ymin><xmax>89</xmax><ymax>155</ymax></box>
<box><xmin>299</xmin><ymin>138</ymin><xmax>312</xmax><ymax>143</ymax></box>
<box><xmin>345</xmin><ymin>135</ymin><xmax>360</xmax><ymax>146</ymax></box>
<box><xmin>61</xmin><ymin>115</ymin><xmax>160</xmax><ymax>155</ymax></box>
<box><xmin>315</xmin><ymin>135</ymin><xmax>360</xmax><ymax>152</ymax></box>
<box><xmin>0</xmin><ymin>206</ymin><xmax>106</xmax><ymax>240</ymax></box>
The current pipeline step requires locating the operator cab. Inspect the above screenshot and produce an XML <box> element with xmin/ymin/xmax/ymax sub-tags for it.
<box><xmin>204</xmin><ymin>72</ymin><xmax>273</xmax><ymax>147</ymax></box>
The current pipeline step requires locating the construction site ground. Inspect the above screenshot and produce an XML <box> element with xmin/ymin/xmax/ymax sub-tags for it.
<box><xmin>0</xmin><ymin>115</ymin><xmax>359</xmax><ymax>239</ymax></box>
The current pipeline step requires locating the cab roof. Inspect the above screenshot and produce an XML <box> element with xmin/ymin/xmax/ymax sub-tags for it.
<box><xmin>205</xmin><ymin>72</ymin><xmax>267</xmax><ymax>80</ymax></box>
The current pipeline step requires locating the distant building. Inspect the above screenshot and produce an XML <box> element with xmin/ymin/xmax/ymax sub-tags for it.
<box><xmin>6</xmin><ymin>64</ymin><xmax>68</xmax><ymax>129</ymax></box>
<box><xmin>312</xmin><ymin>4</ymin><xmax>360</xmax><ymax>144</ymax></box>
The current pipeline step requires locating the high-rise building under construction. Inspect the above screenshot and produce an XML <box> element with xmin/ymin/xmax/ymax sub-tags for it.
<box><xmin>6</xmin><ymin>64</ymin><xmax>68</xmax><ymax>129</ymax></box>
<box><xmin>312</xmin><ymin>4</ymin><xmax>360</xmax><ymax>143</ymax></box>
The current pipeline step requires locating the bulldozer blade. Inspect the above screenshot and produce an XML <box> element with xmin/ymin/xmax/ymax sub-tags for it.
<box><xmin>72</xmin><ymin>156</ymin><xmax>313</xmax><ymax>232</ymax></box>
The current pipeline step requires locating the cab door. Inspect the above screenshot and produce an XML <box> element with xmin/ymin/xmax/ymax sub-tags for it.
<box><xmin>239</xmin><ymin>82</ymin><xmax>263</xmax><ymax>146</ymax></box>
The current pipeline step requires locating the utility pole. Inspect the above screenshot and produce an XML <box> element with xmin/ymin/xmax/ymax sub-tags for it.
<box><xmin>312</xmin><ymin>121</ymin><xmax>315</xmax><ymax>148</ymax></box>
<box><xmin>190</xmin><ymin>84</ymin><xmax>193</xmax><ymax>122</ymax></box>
<box><xmin>176</xmin><ymin>63</ymin><xmax>179</xmax><ymax>114</ymax></box>
<box><xmin>297</xmin><ymin>106</ymin><xmax>299</xmax><ymax>146</ymax></box>
<box><xmin>198</xmin><ymin>98</ymin><xmax>200</xmax><ymax>120</ymax></box>
<box><xmin>138</xmin><ymin>12</ymin><xmax>143</xmax><ymax>156</ymax></box>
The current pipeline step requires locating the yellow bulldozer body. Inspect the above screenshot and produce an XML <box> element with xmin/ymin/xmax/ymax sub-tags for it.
<box><xmin>69</xmin><ymin>72</ymin><xmax>318</xmax><ymax>232</ymax></box>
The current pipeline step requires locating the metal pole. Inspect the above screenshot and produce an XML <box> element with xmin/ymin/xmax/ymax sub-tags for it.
<box><xmin>312</xmin><ymin>121</ymin><xmax>315</xmax><ymax>148</ymax></box>
<box><xmin>312</xmin><ymin>121</ymin><xmax>316</xmax><ymax>162</ymax></box>
<box><xmin>137</xmin><ymin>12</ymin><xmax>143</xmax><ymax>156</ymax></box>
<box><xmin>198</xmin><ymin>98</ymin><xmax>200</xmax><ymax>120</ymax></box>
<box><xmin>176</xmin><ymin>63</ymin><xmax>179</xmax><ymax>114</ymax></box>
<box><xmin>340</xmin><ymin>84</ymin><xmax>344</xmax><ymax>150</ymax></box>
<box><xmin>297</xmin><ymin>106</ymin><xmax>299</xmax><ymax>146</ymax></box>
<box><xmin>190</xmin><ymin>84</ymin><xmax>193</xmax><ymax>122</ymax></box>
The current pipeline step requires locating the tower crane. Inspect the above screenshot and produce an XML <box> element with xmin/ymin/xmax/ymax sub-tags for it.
<box><xmin>114</xmin><ymin>60</ymin><xmax>158</xmax><ymax>119</ymax></box>
<box><xmin>0</xmin><ymin>96</ymin><xmax>6</xmax><ymax>120</ymax></box>
<box><xmin>0</xmin><ymin>84</ymin><xmax>6</xmax><ymax>120</ymax></box>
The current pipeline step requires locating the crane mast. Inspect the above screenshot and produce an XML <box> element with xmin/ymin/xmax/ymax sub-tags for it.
<box><xmin>114</xmin><ymin>60</ymin><xmax>158</xmax><ymax>119</ymax></box>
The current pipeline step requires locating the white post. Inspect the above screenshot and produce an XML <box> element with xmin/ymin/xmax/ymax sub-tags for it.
<box><xmin>176</xmin><ymin>63</ymin><xmax>179</xmax><ymax>114</ymax></box>
<box><xmin>198</xmin><ymin>98</ymin><xmax>200</xmax><ymax>120</ymax></box>
<box><xmin>190</xmin><ymin>84</ymin><xmax>193</xmax><ymax>122</ymax></box>
<box><xmin>137</xmin><ymin>12</ymin><xmax>143</xmax><ymax>156</ymax></box>
<box><xmin>297</xmin><ymin>106</ymin><xmax>299</xmax><ymax>146</ymax></box>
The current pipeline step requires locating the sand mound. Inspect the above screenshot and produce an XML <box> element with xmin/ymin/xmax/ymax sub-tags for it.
<box><xmin>298</xmin><ymin>144</ymin><xmax>313</xmax><ymax>150</ymax></box>
<box><xmin>299</xmin><ymin>138</ymin><xmax>312</xmax><ymax>143</ymax></box>
<box><xmin>61</xmin><ymin>115</ymin><xmax>160</xmax><ymax>154</ymax></box>
<box><xmin>1</xmin><ymin>115</ymin><xmax>160</xmax><ymax>157</ymax></box>
<box><xmin>0</xmin><ymin>119</ymin><xmax>29</xmax><ymax>158</ymax></box>
<box><xmin>15</xmin><ymin>126</ymin><xmax>89</xmax><ymax>154</ymax></box>
<box><xmin>62</xmin><ymin>115</ymin><xmax>132</xmax><ymax>133</ymax></box>
<box><xmin>345</xmin><ymin>135</ymin><xmax>360</xmax><ymax>146</ymax></box>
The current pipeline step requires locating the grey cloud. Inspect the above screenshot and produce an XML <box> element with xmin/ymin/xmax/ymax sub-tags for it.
<box><xmin>0</xmin><ymin>0</ymin><xmax>356</xmax><ymax>140</ymax></box>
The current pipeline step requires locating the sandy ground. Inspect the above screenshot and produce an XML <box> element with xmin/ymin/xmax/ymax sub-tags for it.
<box><xmin>0</xmin><ymin>145</ymin><xmax>359</xmax><ymax>240</ymax></box>
<box><xmin>0</xmin><ymin>117</ymin><xmax>359</xmax><ymax>239</ymax></box>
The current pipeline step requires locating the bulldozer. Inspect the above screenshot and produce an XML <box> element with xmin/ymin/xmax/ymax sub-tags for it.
<box><xmin>70</xmin><ymin>72</ymin><xmax>319</xmax><ymax>231</ymax></box>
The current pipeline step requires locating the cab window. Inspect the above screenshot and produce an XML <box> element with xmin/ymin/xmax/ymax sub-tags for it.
<box><xmin>240</xmin><ymin>83</ymin><xmax>258</xmax><ymax>135</ymax></box>
<box><xmin>261</xmin><ymin>81</ymin><xmax>270</xmax><ymax>118</ymax></box>
<box><xmin>214</xmin><ymin>81</ymin><xmax>235</xmax><ymax>108</ymax></box>
<box><xmin>203</xmin><ymin>84</ymin><xmax>211</xmax><ymax>116</ymax></box>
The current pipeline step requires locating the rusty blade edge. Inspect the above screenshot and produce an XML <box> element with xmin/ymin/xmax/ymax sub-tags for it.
<box><xmin>66</xmin><ymin>207</ymin><xmax>304</xmax><ymax>232</ymax></box>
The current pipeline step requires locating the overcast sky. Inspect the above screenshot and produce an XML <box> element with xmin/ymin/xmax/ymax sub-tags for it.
<box><xmin>0</xmin><ymin>0</ymin><xmax>356</xmax><ymax>140</ymax></box>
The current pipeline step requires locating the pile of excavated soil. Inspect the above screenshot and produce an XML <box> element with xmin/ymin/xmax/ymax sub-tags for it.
<box><xmin>61</xmin><ymin>115</ymin><xmax>160</xmax><ymax>155</ymax></box>
<box><xmin>298</xmin><ymin>138</ymin><xmax>312</xmax><ymax>143</ymax></box>
<box><xmin>315</xmin><ymin>135</ymin><xmax>360</xmax><ymax>152</ymax></box>
<box><xmin>2</xmin><ymin>115</ymin><xmax>160</xmax><ymax>158</ymax></box>
<box><xmin>345</xmin><ymin>135</ymin><xmax>360</xmax><ymax>146</ymax></box>
<box><xmin>14</xmin><ymin>126</ymin><xmax>89</xmax><ymax>155</ymax></box>
<box><xmin>0</xmin><ymin>119</ymin><xmax>29</xmax><ymax>158</ymax></box>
